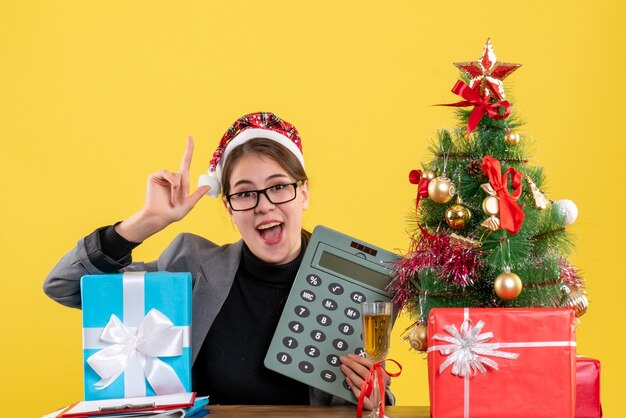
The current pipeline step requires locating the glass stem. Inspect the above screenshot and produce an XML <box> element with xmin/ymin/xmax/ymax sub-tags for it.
<box><xmin>371</xmin><ymin>372</ymin><xmax>381</xmax><ymax>417</ymax></box>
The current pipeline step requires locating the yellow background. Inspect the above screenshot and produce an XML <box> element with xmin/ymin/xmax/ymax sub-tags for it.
<box><xmin>1</xmin><ymin>1</ymin><xmax>624</xmax><ymax>416</ymax></box>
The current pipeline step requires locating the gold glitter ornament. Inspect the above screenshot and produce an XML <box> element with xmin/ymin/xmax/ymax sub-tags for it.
<box><xmin>422</xmin><ymin>170</ymin><xmax>436</xmax><ymax>180</ymax></box>
<box><xmin>525</xmin><ymin>175</ymin><xmax>550</xmax><ymax>210</ymax></box>
<box><xmin>408</xmin><ymin>324</ymin><xmax>428</xmax><ymax>352</ymax></box>
<box><xmin>504</xmin><ymin>129</ymin><xmax>521</xmax><ymax>146</ymax></box>
<box><xmin>428</xmin><ymin>175</ymin><xmax>456</xmax><ymax>203</ymax></box>
<box><xmin>449</xmin><ymin>233</ymin><xmax>482</xmax><ymax>249</ymax></box>
<box><xmin>445</xmin><ymin>203</ymin><xmax>472</xmax><ymax>230</ymax></box>
<box><xmin>494</xmin><ymin>271</ymin><xmax>522</xmax><ymax>300</ymax></box>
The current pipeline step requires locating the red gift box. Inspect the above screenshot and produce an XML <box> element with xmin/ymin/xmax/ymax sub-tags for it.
<box><xmin>575</xmin><ymin>356</ymin><xmax>602</xmax><ymax>417</ymax></box>
<box><xmin>427</xmin><ymin>308</ymin><xmax>576</xmax><ymax>418</ymax></box>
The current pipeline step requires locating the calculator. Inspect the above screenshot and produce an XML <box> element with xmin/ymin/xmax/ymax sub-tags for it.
<box><xmin>263</xmin><ymin>225</ymin><xmax>399</xmax><ymax>403</ymax></box>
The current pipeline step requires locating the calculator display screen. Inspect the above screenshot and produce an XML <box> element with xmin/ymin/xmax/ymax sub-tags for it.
<box><xmin>318</xmin><ymin>251</ymin><xmax>390</xmax><ymax>290</ymax></box>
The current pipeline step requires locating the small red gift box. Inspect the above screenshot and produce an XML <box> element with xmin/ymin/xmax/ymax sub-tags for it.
<box><xmin>575</xmin><ymin>356</ymin><xmax>602</xmax><ymax>417</ymax></box>
<box><xmin>427</xmin><ymin>308</ymin><xmax>576</xmax><ymax>418</ymax></box>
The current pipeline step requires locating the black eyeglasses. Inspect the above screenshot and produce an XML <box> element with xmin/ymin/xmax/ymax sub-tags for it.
<box><xmin>225</xmin><ymin>181</ymin><xmax>304</xmax><ymax>211</ymax></box>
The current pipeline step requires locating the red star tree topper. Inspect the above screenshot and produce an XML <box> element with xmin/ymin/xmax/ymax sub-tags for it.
<box><xmin>454</xmin><ymin>38</ymin><xmax>521</xmax><ymax>100</ymax></box>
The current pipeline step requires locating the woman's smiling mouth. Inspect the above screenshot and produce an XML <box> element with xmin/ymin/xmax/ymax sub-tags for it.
<box><xmin>257</xmin><ymin>221</ymin><xmax>284</xmax><ymax>244</ymax></box>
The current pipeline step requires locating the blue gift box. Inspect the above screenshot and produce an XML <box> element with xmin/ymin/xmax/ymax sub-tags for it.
<box><xmin>81</xmin><ymin>271</ymin><xmax>192</xmax><ymax>400</ymax></box>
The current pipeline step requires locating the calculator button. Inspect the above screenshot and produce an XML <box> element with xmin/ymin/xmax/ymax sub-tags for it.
<box><xmin>311</xmin><ymin>330</ymin><xmax>326</xmax><ymax>342</ymax></box>
<box><xmin>344</xmin><ymin>307</ymin><xmax>360</xmax><ymax>320</ymax></box>
<box><xmin>282</xmin><ymin>337</ymin><xmax>298</xmax><ymax>349</ymax></box>
<box><xmin>354</xmin><ymin>347</ymin><xmax>366</xmax><ymax>357</ymax></box>
<box><xmin>298</xmin><ymin>361</ymin><xmax>315</xmax><ymax>374</ymax></box>
<box><xmin>327</xmin><ymin>354</ymin><xmax>340</xmax><ymax>366</ymax></box>
<box><xmin>306</xmin><ymin>274</ymin><xmax>322</xmax><ymax>286</ymax></box>
<box><xmin>322</xmin><ymin>299</ymin><xmax>338</xmax><ymax>311</ymax></box>
<box><xmin>300</xmin><ymin>290</ymin><xmax>316</xmax><ymax>302</ymax></box>
<box><xmin>343</xmin><ymin>380</ymin><xmax>351</xmax><ymax>391</ymax></box>
<box><xmin>316</xmin><ymin>314</ymin><xmax>332</xmax><ymax>326</ymax></box>
<box><xmin>277</xmin><ymin>352</ymin><xmax>292</xmax><ymax>364</ymax></box>
<box><xmin>295</xmin><ymin>305</ymin><xmax>310</xmax><ymax>318</ymax></box>
<box><xmin>288</xmin><ymin>321</ymin><xmax>304</xmax><ymax>333</ymax></box>
<box><xmin>332</xmin><ymin>338</ymin><xmax>348</xmax><ymax>351</ymax></box>
<box><xmin>321</xmin><ymin>370</ymin><xmax>337</xmax><ymax>382</ymax></box>
<box><xmin>304</xmin><ymin>345</ymin><xmax>321</xmax><ymax>358</ymax></box>
<box><xmin>350</xmin><ymin>291</ymin><xmax>366</xmax><ymax>304</ymax></box>
<box><xmin>338</xmin><ymin>323</ymin><xmax>354</xmax><ymax>335</ymax></box>
<box><xmin>328</xmin><ymin>283</ymin><xmax>344</xmax><ymax>295</ymax></box>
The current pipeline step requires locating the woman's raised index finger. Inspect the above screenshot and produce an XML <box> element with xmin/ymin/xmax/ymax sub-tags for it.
<box><xmin>179</xmin><ymin>135</ymin><xmax>194</xmax><ymax>171</ymax></box>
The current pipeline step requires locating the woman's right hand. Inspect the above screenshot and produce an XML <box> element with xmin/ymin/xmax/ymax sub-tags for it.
<box><xmin>115</xmin><ymin>136</ymin><xmax>211</xmax><ymax>243</ymax></box>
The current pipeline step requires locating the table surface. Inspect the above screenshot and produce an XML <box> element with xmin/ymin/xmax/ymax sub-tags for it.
<box><xmin>206</xmin><ymin>405</ymin><xmax>430</xmax><ymax>417</ymax></box>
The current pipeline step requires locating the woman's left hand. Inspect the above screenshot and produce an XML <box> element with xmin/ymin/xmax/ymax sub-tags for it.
<box><xmin>339</xmin><ymin>354</ymin><xmax>390</xmax><ymax>410</ymax></box>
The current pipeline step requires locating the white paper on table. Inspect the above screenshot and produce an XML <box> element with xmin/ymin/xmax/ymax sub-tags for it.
<box><xmin>53</xmin><ymin>392</ymin><xmax>195</xmax><ymax>417</ymax></box>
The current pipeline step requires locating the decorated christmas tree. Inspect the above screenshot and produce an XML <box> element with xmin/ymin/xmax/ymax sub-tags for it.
<box><xmin>390</xmin><ymin>39</ymin><xmax>587</xmax><ymax>351</ymax></box>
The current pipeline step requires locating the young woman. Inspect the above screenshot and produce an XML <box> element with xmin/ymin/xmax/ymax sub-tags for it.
<box><xmin>44</xmin><ymin>112</ymin><xmax>392</xmax><ymax>407</ymax></box>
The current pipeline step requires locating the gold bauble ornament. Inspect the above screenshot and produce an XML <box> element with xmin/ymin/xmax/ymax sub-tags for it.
<box><xmin>494</xmin><ymin>271</ymin><xmax>522</xmax><ymax>300</ymax></box>
<box><xmin>408</xmin><ymin>324</ymin><xmax>428</xmax><ymax>352</ymax></box>
<box><xmin>428</xmin><ymin>175</ymin><xmax>456</xmax><ymax>203</ymax></box>
<box><xmin>445</xmin><ymin>203</ymin><xmax>472</xmax><ymax>230</ymax></box>
<box><xmin>422</xmin><ymin>169</ymin><xmax>436</xmax><ymax>180</ymax></box>
<box><xmin>482</xmin><ymin>195</ymin><xmax>500</xmax><ymax>216</ymax></box>
<box><xmin>504</xmin><ymin>129</ymin><xmax>521</xmax><ymax>146</ymax></box>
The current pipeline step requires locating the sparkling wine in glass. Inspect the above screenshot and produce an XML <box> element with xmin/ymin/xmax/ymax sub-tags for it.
<box><xmin>361</xmin><ymin>301</ymin><xmax>393</xmax><ymax>417</ymax></box>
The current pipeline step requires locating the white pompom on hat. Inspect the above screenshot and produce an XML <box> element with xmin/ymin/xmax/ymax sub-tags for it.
<box><xmin>198</xmin><ymin>112</ymin><xmax>304</xmax><ymax>198</ymax></box>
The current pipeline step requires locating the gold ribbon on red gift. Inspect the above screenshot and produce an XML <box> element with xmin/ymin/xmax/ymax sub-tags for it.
<box><xmin>438</xmin><ymin>80</ymin><xmax>511</xmax><ymax>136</ymax></box>
<box><xmin>356</xmin><ymin>359</ymin><xmax>402</xmax><ymax>418</ymax></box>
<box><xmin>481</xmin><ymin>155</ymin><xmax>525</xmax><ymax>234</ymax></box>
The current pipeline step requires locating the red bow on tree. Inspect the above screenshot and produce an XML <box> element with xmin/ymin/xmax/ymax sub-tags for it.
<box><xmin>409</xmin><ymin>170</ymin><xmax>430</xmax><ymax>211</ymax></box>
<box><xmin>482</xmin><ymin>155</ymin><xmax>525</xmax><ymax>234</ymax></box>
<box><xmin>440</xmin><ymin>80</ymin><xmax>511</xmax><ymax>136</ymax></box>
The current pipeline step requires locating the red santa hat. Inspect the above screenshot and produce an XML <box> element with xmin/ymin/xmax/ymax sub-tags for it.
<box><xmin>198</xmin><ymin>112</ymin><xmax>304</xmax><ymax>198</ymax></box>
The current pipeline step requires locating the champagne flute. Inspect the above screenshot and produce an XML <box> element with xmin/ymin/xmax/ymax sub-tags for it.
<box><xmin>361</xmin><ymin>301</ymin><xmax>393</xmax><ymax>418</ymax></box>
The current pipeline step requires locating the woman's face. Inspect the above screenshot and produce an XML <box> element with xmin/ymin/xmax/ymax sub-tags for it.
<box><xmin>224</xmin><ymin>153</ymin><xmax>309</xmax><ymax>264</ymax></box>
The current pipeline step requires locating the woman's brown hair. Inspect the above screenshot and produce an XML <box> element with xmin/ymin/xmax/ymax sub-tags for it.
<box><xmin>220</xmin><ymin>138</ymin><xmax>308</xmax><ymax>197</ymax></box>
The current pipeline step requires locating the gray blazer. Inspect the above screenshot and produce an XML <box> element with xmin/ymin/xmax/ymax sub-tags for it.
<box><xmin>44</xmin><ymin>232</ymin><xmax>391</xmax><ymax>406</ymax></box>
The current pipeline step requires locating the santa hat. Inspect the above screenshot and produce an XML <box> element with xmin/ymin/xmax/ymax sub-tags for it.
<box><xmin>198</xmin><ymin>112</ymin><xmax>304</xmax><ymax>198</ymax></box>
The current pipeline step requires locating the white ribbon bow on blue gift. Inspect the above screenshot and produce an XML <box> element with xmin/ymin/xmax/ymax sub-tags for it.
<box><xmin>87</xmin><ymin>308</ymin><xmax>186</xmax><ymax>394</ymax></box>
<box><xmin>432</xmin><ymin>319</ymin><xmax>520</xmax><ymax>377</ymax></box>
